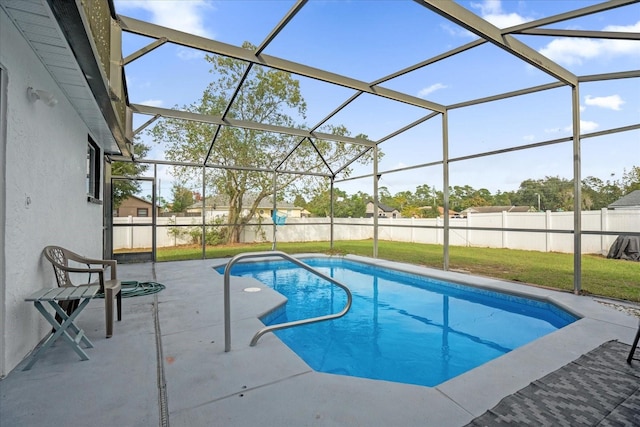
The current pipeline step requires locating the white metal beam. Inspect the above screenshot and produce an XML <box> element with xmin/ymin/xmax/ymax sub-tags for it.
<box><xmin>414</xmin><ymin>0</ymin><xmax>578</xmax><ymax>86</ymax></box>
<box><xmin>130</xmin><ymin>104</ymin><xmax>376</xmax><ymax>147</ymax></box>
<box><xmin>117</xmin><ymin>15</ymin><xmax>445</xmax><ymax>113</ymax></box>
<box><xmin>518</xmin><ymin>28</ymin><xmax>640</xmax><ymax>40</ymax></box>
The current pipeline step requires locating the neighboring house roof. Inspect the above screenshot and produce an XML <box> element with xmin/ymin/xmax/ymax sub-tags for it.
<box><xmin>125</xmin><ymin>195</ymin><xmax>154</xmax><ymax>206</ymax></box>
<box><xmin>461</xmin><ymin>206</ymin><xmax>534</xmax><ymax>214</ymax></box>
<box><xmin>367</xmin><ymin>201</ymin><xmax>399</xmax><ymax>212</ymax></box>
<box><xmin>436</xmin><ymin>207</ymin><xmax>459</xmax><ymax>217</ymax></box>
<box><xmin>608</xmin><ymin>190</ymin><xmax>640</xmax><ymax>209</ymax></box>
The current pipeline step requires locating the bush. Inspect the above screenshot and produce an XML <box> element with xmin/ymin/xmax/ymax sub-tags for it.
<box><xmin>187</xmin><ymin>216</ymin><xmax>228</xmax><ymax>246</ymax></box>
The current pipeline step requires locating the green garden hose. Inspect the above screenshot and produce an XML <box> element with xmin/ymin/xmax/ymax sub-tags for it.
<box><xmin>94</xmin><ymin>281</ymin><xmax>165</xmax><ymax>298</ymax></box>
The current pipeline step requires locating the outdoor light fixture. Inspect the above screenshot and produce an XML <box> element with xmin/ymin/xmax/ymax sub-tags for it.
<box><xmin>27</xmin><ymin>87</ymin><xmax>58</xmax><ymax>107</ymax></box>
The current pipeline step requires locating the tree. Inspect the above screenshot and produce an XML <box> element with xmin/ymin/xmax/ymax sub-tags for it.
<box><xmin>149</xmin><ymin>42</ymin><xmax>373</xmax><ymax>243</ymax></box>
<box><xmin>513</xmin><ymin>176</ymin><xmax>574</xmax><ymax>211</ymax></box>
<box><xmin>391</xmin><ymin>191</ymin><xmax>412</xmax><ymax>213</ymax></box>
<box><xmin>305</xmin><ymin>188</ymin><xmax>368</xmax><ymax>218</ymax></box>
<box><xmin>338</xmin><ymin>191</ymin><xmax>368</xmax><ymax>218</ymax></box>
<box><xmin>293</xmin><ymin>194</ymin><xmax>307</xmax><ymax>210</ymax></box>
<box><xmin>620</xmin><ymin>166</ymin><xmax>640</xmax><ymax>194</ymax></box>
<box><xmin>449</xmin><ymin>185</ymin><xmax>486</xmax><ymax>212</ymax></box>
<box><xmin>414</xmin><ymin>184</ymin><xmax>436</xmax><ymax>207</ymax></box>
<box><xmin>306</xmin><ymin>186</ymin><xmax>332</xmax><ymax>217</ymax></box>
<box><xmin>378</xmin><ymin>186</ymin><xmax>393</xmax><ymax>207</ymax></box>
<box><xmin>493</xmin><ymin>190</ymin><xmax>513</xmax><ymax>206</ymax></box>
<box><xmin>111</xmin><ymin>141</ymin><xmax>150</xmax><ymax>208</ymax></box>
<box><xmin>145</xmin><ymin>194</ymin><xmax>169</xmax><ymax>211</ymax></box>
<box><xmin>171</xmin><ymin>185</ymin><xmax>195</xmax><ymax>213</ymax></box>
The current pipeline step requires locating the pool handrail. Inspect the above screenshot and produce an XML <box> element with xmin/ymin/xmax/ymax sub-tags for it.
<box><xmin>223</xmin><ymin>251</ymin><xmax>352</xmax><ymax>352</ymax></box>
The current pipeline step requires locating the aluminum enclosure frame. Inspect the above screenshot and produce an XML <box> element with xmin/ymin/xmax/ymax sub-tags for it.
<box><xmin>110</xmin><ymin>0</ymin><xmax>640</xmax><ymax>294</ymax></box>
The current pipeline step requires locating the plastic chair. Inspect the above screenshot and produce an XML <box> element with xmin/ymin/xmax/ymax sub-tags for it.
<box><xmin>43</xmin><ymin>246</ymin><xmax>122</xmax><ymax>338</ymax></box>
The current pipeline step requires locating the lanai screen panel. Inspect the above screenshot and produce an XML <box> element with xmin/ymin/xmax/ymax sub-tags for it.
<box><xmin>113</xmin><ymin>0</ymin><xmax>639</xmax><ymax>213</ymax></box>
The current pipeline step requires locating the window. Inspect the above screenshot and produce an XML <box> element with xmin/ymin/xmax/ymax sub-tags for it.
<box><xmin>137</xmin><ymin>208</ymin><xmax>148</xmax><ymax>217</ymax></box>
<box><xmin>86</xmin><ymin>136</ymin><xmax>101</xmax><ymax>203</ymax></box>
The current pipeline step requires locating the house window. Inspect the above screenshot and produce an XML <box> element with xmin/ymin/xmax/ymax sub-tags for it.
<box><xmin>137</xmin><ymin>208</ymin><xmax>148</xmax><ymax>217</ymax></box>
<box><xmin>86</xmin><ymin>137</ymin><xmax>101</xmax><ymax>203</ymax></box>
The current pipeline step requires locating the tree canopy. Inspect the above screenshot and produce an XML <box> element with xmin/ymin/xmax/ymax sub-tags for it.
<box><xmin>170</xmin><ymin>184</ymin><xmax>195</xmax><ymax>213</ymax></box>
<box><xmin>111</xmin><ymin>141</ymin><xmax>150</xmax><ymax>209</ymax></box>
<box><xmin>299</xmin><ymin>166</ymin><xmax>639</xmax><ymax>218</ymax></box>
<box><xmin>149</xmin><ymin>42</ymin><xmax>373</xmax><ymax>242</ymax></box>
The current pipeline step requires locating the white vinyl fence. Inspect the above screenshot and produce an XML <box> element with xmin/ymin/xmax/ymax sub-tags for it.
<box><xmin>113</xmin><ymin>208</ymin><xmax>639</xmax><ymax>255</ymax></box>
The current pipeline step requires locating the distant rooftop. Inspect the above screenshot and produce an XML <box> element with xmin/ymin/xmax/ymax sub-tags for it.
<box><xmin>461</xmin><ymin>206</ymin><xmax>535</xmax><ymax>214</ymax></box>
<box><xmin>609</xmin><ymin>190</ymin><xmax>640</xmax><ymax>209</ymax></box>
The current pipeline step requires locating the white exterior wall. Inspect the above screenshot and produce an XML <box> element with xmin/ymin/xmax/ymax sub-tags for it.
<box><xmin>1</xmin><ymin>9</ymin><xmax>104</xmax><ymax>376</ymax></box>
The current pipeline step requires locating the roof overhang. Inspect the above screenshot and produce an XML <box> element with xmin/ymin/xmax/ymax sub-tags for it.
<box><xmin>1</xmin><ymin>0</ymin><xmax>129</xmax><ymax>156</ymax></box>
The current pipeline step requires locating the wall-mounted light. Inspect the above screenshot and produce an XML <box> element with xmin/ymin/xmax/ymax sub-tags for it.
<box><xmin>27</xmin><ymin>87</ymin><xmax>58</xmax><ymax>107</ymax></box>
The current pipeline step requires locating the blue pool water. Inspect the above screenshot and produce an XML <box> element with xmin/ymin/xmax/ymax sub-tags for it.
<box><xmin>219</xmin><ymin>257</ymin><xmax>578</xmax><ymax>387</ymax></box>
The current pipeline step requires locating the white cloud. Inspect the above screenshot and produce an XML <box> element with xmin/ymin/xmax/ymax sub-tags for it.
<box><xmin>177</xmin><ymin>47</ymin><xmax>206</xmax><ymax>61</ymax></box>
<box><xmin>539</xmin><ymin>38</ymin><xmax>602</xmax><ymax>66</ymax></box>
<box><xmin>585</xmin><ymin>95</ymin><xmax>624</xmax><ymax>111</ymax></box>
<box><xmin>538</xmin><ymin>21</ymin><xmax>640</xmax><ymax>66</ymax></box>
<box><xmin>440</xmin><ymin>23</ymin><xmax>470</xmax><ymax>38</ymax></box>
<box><xmin>442</xmin><ymin>1</ymin><xmax>533</xmax><ymax>38</ymax></box>
<box><xmin>603</xmin><ymin>21</ymin><xmax>640</xmax><ymax>55</ymax></box>
<box><xmin>140</xmin><ymin>99</ymin><xmax>163</xmax><ymax>107</ymax></box>
<box><xmin>580</xmin><ymin>120</ymin><xmax>599</xmax><ymax>132</ymax></box>
<box><xmin>482</xmin><ymin>12</ymin><xmax>529</xmax><ymax>28</ymax></box>
<box><xmin>471</xmin><ymin>0</ymin><xmax>502</xmax><ymax>16</ymax></box>
<box><xmin>522</xmin><ymin>134</ymin><xmax>535</xmax><ymax>142</ymax></box>
<box><xmin>562</xmin><ymin>120</ymin><xmax>599</xmax><ymax>133</ymax></box>
<box><xmin>418</xmin><ymin>83</ymin><xmax>448</xmax><ymax>98</ymax></box>
<box><xmin>544</xmin><ymin>127</ymin><xmax>563</xmax><ymax>134</ymax></box>
<box><xmin>470</xmin><ymin>0</ymin><xmax>533</xmax><ymax>28</ymax></box>
<box><xmin>114</xmin><ymin>0</ymin><xmax>214</xmax><ymax>38</ymax></box>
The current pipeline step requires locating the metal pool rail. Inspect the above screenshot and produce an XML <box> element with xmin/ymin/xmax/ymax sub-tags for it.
<box><xmin>223</xmin><ymin>251</ymin><xmax>352</xmax><ymax>352</ymax></box>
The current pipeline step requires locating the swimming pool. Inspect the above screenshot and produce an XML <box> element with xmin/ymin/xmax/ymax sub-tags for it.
<box><xmin>220</xmin><ymin>256</ymin><xmax>578</xmax><ymax>387</ymax></box>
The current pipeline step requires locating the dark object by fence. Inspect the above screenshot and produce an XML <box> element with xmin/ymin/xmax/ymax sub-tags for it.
<box><xmin>607</xmin><ymin>235</ymin><xmax>640</xmax><ymax>261</ymax></box>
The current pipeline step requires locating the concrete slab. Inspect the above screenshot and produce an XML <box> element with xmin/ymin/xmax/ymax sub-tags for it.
<box><xmin>1</xmin><ymin>295</ymin><xmax>158</xmax><ymax>427</ymax></box>
<box><xmin>1</xmin><ymin>256</ymin><xmax>638</xmax><ymax>426</ymax></box>
<box><xmin>162</xmin><ymin>318</ymin><xmax>312</xmax><ymax>413</ymax></box>
<box><xmin>171</xmin><ymin>371</ymin><xmax>473</xmax><ymax>427</ymax></box>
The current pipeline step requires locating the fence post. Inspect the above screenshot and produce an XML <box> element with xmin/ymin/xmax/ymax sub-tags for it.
<box><xmin>600</xmin><ymin>208</ymin><xmax>608</xmax><ymax>255</ymax></box>
<box><xmin>466</xmin><ymin>212</ymin><xmax>471</xmax><ymax>247</ymax></box>
<box><xmin>172</xmin><ymin>215</ymin><xmax>177</xmax><ymax>246</ymax></box>
<box><xmin>411</xmin><ymin>217</ymin><xmax>415</xmax><ymax>243</ymax></box>
<box><xmin>502</xmin><ymin>211</ymin><xmax>507</xmax><ymax>249</ymax></box>
<box><xmin>545</xmin><ymin>210</ymin><xmax>552</xmax><ymax>252</ymax></box>
<box><xmin>128</xmin><ymin>215</ymin><xmax>133</xmax><ymax>249</ymax></box>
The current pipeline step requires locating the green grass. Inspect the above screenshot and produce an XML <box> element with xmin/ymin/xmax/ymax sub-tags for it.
<box><xmin>146</xmin><ymin>240</ymin><xmax>640</xmax><ymax>302</ymax></box>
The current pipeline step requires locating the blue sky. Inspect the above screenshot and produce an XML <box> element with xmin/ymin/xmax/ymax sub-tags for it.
<box><xmin>114</xmin><ymin>0</ymin><xmax>639</xmax><ymax>201</ymax></box>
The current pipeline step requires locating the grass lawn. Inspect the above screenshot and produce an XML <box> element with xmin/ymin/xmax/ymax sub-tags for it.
<box><xmin>139</xmin><ymin>240</ymin><xmax>640</xmax><ymax>302</ymax></box>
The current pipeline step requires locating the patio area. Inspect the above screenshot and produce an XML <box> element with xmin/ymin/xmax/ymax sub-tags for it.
<box><xmin>1</xmin><ymin>256</ymin><xmax>638</xmax><ymax>426</ymax></box>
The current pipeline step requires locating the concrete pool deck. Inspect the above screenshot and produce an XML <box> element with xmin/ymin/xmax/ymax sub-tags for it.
<box><xmin>1</xmin><ymin>255</ymin><xmax>638</xmax><ymax>426</ymax></box>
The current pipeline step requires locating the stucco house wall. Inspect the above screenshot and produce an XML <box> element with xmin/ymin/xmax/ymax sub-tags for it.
<box><xmin>0</xmin><ymin>8</ymin><xmax>104</xmax><ymax>376</ymax></box>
